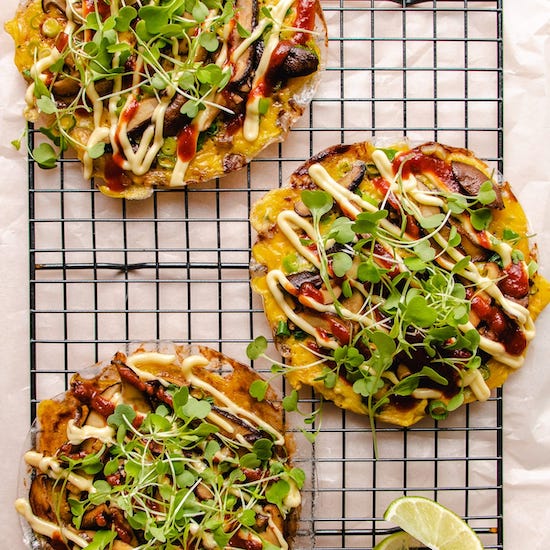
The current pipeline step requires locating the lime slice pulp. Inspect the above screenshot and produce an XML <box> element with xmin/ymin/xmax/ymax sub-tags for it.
<box><xmin>374</xmin><ymin>530</ymin><xmax>426</xmax><ymax>549</ymax></box>
<box><xmin>383</xmin><ymin>496</ymin><xmax>484</xmax><ymax>550</ymax></box>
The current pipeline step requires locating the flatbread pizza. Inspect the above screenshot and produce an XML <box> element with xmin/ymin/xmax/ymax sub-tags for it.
<box><xmin>16</xmin><ymin>344</ymin><xmax>303</xmax><ymax>549</ymax></box>
<box><xmin>6</xmin><ymin>0</ymin><xmax>326</xmax><ymax>199</ymax></box>
<box><xmin>251</xmin><ymin>140</ymin><xmax>550</xmax><ymax>427</ymax></box>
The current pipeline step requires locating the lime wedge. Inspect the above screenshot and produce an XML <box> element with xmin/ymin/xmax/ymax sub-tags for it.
<box><xmin>374</xmin><ymin>531</ymin><xmax>426</xmax><ymax>549</ymax></box>
<box><xmin>383</xmin><ymin>496</ymin><xmax>484</xmax><ymax>550</ymax></box>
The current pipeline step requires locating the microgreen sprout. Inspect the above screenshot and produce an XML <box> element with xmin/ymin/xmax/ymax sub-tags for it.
<box><xmin>246</xmin><ymin>336</ymin><xmax>324</xmax><ymax>442</ymax></box>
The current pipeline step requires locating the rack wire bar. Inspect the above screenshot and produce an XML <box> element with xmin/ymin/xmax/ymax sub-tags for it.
<box><xmin>27</xmin><ymin>1</ymin><xmax>503</xmax><ymax>548</ymax></box>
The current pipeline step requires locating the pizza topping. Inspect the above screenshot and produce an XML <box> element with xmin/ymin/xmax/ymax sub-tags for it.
<box><xmin>17</xmin><ymin>349</ymin><xmax>301</xmax><ymax>549</ymax></box>
<box><xmin>252</xmin><ymin>142</ymin><xmax>544</xmax><ymax>427</ymax></box>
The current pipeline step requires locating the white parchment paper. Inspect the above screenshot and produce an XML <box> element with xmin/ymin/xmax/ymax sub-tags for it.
<box><xmin>0</xmin><ymin>0</ymin><xmax>549</xmax><ymax>547</ymax></box>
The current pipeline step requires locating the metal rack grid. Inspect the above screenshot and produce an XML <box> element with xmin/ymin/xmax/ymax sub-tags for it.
<box><xmin>27</xmin><ymin>1</ymin><xmax>503</xmax><ymax>548</ymax></box>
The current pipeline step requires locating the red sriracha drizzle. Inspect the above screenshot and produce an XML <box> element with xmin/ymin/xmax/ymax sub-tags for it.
<box><xmin>103</xmin><ymin>96</ymin><xmax>140</xmax><ymax>193</ymax></box>
<box><xmin>177</xmin><ymin>124</ymin><xmax>199</xmax><ymax>163</ymax></box>
<box><xmin>83</xmin><ymin>0</ymin><xmax>111</xmax><ymax>20</ymax></box>
<box><xmin>292</xmin><ymin>0</ymin><xmax>317</xmax><ymax>45</ymax></box>
<box><xmin>469</xmin><ymin>292</ymin><xmax>527</xmax><ymax>356</ymax></box>
<box><xmin>393</xmin><ymin>150</ymin><xmax>456</xmax><ymax>190</ymax></box>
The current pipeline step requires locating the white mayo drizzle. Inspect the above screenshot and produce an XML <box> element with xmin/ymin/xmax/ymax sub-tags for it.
<box><xmin>243</xmin><ymin>0</ymin><xmax>296</xmax><ymax>141</ymax></box>
<box><xmin>461</xmin><ymin>368</ymin><xmax>491</xmax><ymax>401</ymax></box>
<box><xmin>66</xmin><ymin>419</ymin><xmax>115</xmax><ymax>445</ymax></box>
<box><xmin>25</xmin><ymin>48</ymin><xmax>63</xmax><ymax>110</ymax></box>
<box><xmin>15</xmin><ymin>499</ymin><xmax>90</xmax><ymax>548</ymax></box>
<box><xmin>23</xmin><ymin>451</ymin><xmax>96</xmax><ymax>493</ymax></box>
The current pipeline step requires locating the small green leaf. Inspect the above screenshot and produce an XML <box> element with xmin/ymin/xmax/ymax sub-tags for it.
<box><xmin>82</xmin><ymin>530</ymin><xmax>117</xmax><ymax>550</ymax></box>
<box><xmin>239</xmin><ymin>508</ymin><xmax>256</xmax><ymax>527</ymax></box>
<box><xmin>198</xmin><ymin>31</ymin><xmax>219</xmax><ymax>52</ymax></box>
<box><xmin>253</xmin><ymin>438</ymin><xmax>274</xmax><ymax>460</ymax></box>
<box><xmin>33</xmin><ymin>142</ymin><xmax>58</xmax><ymax>169</ymax></box>
<box><xmin>451</xmin><ymin>255</ymin><xmax>472</xmax><ymax>274</ymax></box>
<box><xmin>357</xmin><ymin>260</ymin><xmax>383</xmax><ymax>283</ymax></box>
<box><xmin>470</xmin><ymin>207</ymin><xmax>492</xmax><ymax>231</ymax></box>
<box><xmin>240</xmin><ymin>452</ymin><xmax>261</xmax><ymax>469</ymax></box>
<box><xmin>249</xmin><ymin>379</ymin><xmax>268</xmax><ymax>401</ymax></box>
<box><xmin>180</xmin><ymin>100</ymin><xmax>200</xmax><ymax>119</ymax></box>
<box><xmin>265</xmin><ymin>479</ymin><xmax>290</xmax><ymax>510</ymax></box>
<box><xmin>413</xmin><ymin>240</ymin><xmax>436</xmax><ymax>262</ymax></box>
<box><xmin>417</xmin><ymin>366</ymin><xmax>449</xmax><ymax>386</ymax></box>
<box><xmin>247</xmin><ymin>336</ymin><xmax>268</xmax><ymax>360</ymax></box>
<box><xmin>180</xmin><ymin>396</ymin><xmax>211</xmax><ymax>419</ymax></box>
<box><xmin>68</xmin><ymin>498</ymin><xmax>85</xmax><ymax>529</ymax></box>
<box><xmin>88</xmin><ymin>141</ymin><xmax>106</xmax><ymax>159</ymax></box>
<box><xmin>447</xmin><ymin>225</ymin><xmax>462</xmax><ymax>247</ymax></box>
<box><xmin>403</xmin><ymin>296</ymin><xmax>438</xmax><ymax>327</ymax></box>
<box><xmin>282</xmin><ymin>389</ymin><xmax>299</xmax><ymax>412</ymax></box>
<box><xmin>419</xmin><ymin>213</ymin><xmax>446</xmax><ymax>229</ymax></box>
<box><xmin>108</xmin><ymin>403</ymin><xmax>136</xmax><ymax>428</ymax></box>
<box><xmin>393</xmin><ymin>375</ymin><xmax>420</xmax><ymax>396</ymax></box>
<box><xmin>352</xmin><ymin>210</ymin><xmax>388</xmax><ymax>234</ymax></box>
<box><xmin>288</xmin><ymin>467</ymin><xmax>306</xmax><ymax>489</ymax></box>
<box><xmin>328</xmin><ymin>216</ymin><xmax>356</xmax><ymax>244</ymax></box>
<box><xmin>503</xmin><ymin>228</ymin><xmax>520</xmax><ymax>243</ymax></box>
<box><xmin>447</xmin><ymin>193</ymin><xmax>468</xmax><ymax>214</ymax></box>
<box><xmin>332</xmin><ymin>251</ymin><xmax>352</xmax><ymax>277</ymax></box>
<box><xmin>353</xmin><ymin>376</ymin><xmax>383</xmax><ymax>397</ymax></box>
<box><xmin>36</xmin><ymin>95</ymin><xmax>57</xmax><ymax>115</ymax></box>
<box><xmin>114</xmin><ymin>5</ymin><xmax>138</xmax><ymax>31</ymax></box>
<box><xmin>192</xmin><ymin>1</ymin><xmax>210</xmax><ymax>22</ymax></box>
<box><xmin>301</xmin><ymin>190</ymin><xmax>333</xmax><ymax>220</ymax></box>
<box><xmin>477</xmin><ymin>180</ymin><xmax>497</xmax><ymax>205</ymax></box>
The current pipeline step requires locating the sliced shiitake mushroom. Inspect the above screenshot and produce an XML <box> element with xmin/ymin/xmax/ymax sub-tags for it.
<box><xmin>42</xmin><ymin>0</ymin><xmax>67</xmax><ymax>14</ymax></box>
<box><xmin>338</xmin><ymin>160</ymin><xmax>366</xmax><ymax>191</ymax></box>
<box><xmin>279</xmin><ymin>45</ymin><xmax>319</xmax><ymax>79</ymax></box>
<box><xmin>286</xmin><ymin>270</ymin><xmax>323</xmax><ymax>290</ymax></box>
<box><xmin>229</xmin><ymin>0</ymin><xmax>259</xmax><ymax>87</ymax></box>
<box><xmin>451</xmin><ymin>161</ymin><xmax>504</xmax><ymax>209</ymax></box>
<box><xmin>29</xmin><ymin>474</ymin><xmax>72</xmax><ymax>524</ymax></box>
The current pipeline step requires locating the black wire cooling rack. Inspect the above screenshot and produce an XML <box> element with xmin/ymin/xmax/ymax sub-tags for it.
<box><xmin>27</xmin><ymin>1</ymin><xmax>503</xmax><ymax>548</ymax></box>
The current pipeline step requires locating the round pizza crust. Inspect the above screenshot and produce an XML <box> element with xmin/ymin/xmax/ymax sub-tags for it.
<box><xmin>16</xmin><ymin>344</ymin><xmax>300</xmax><ymax>549</ymax></box>
<box><xmin>7</xmin><ymin>0</ymin><xmax>327</xmax><ymax>199</ymax></box>
<box><xmin>251</xmin><ymin>140</ymin><xmax>550</xmax><ymax>427</ymax></box>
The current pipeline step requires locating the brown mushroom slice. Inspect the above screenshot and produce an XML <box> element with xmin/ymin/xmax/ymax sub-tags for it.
<box><xmin>229</xmin><ymin>0</ymin><xmax>259</xmax><ymax>87</ymax></box>
<box><xmin>338</xmin><ymin>160</ymin><xmax>366</xmax><ymax>191</ymax></box>
<box><xmin>126</xmin><ymin>97</ymin><xmax>160</xmax><ymax>136</ymax></box>
<box><xmin>29</xmin><ymin>474</ymin><xmax>72</xmax><ymax>524</ymax></box>
<box><xmin>452</xmin><ymin>160</ymin><xmax>504</xmax><ymax>209</ymax></box>
<box><xmin>42</xmin><ymin>0</ymin><xmax>67</xmax><ymax>14</ymax></box>
<box><xmin>80</xmin><ymin>504</ymin><xmax>111</xmax><ymax>530</ymax></box>
<box><xmin>162</xmin><ymin>93</ymin><xmax>187</xmax><ymax>137</ymax></box>
<box><xmin>279</xmin><ymin>45</ymin><xmax>319</xmax><ymax>79</ymax></box>
<box><xmin>52</xmin><ymin>77</ymin><xmax>80</xmax><ymax>99</ymax></box>
<box><xmin>286</xmin><ymin>270</ymin><xmax>323</xmax><ymax>290</ymax></box>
